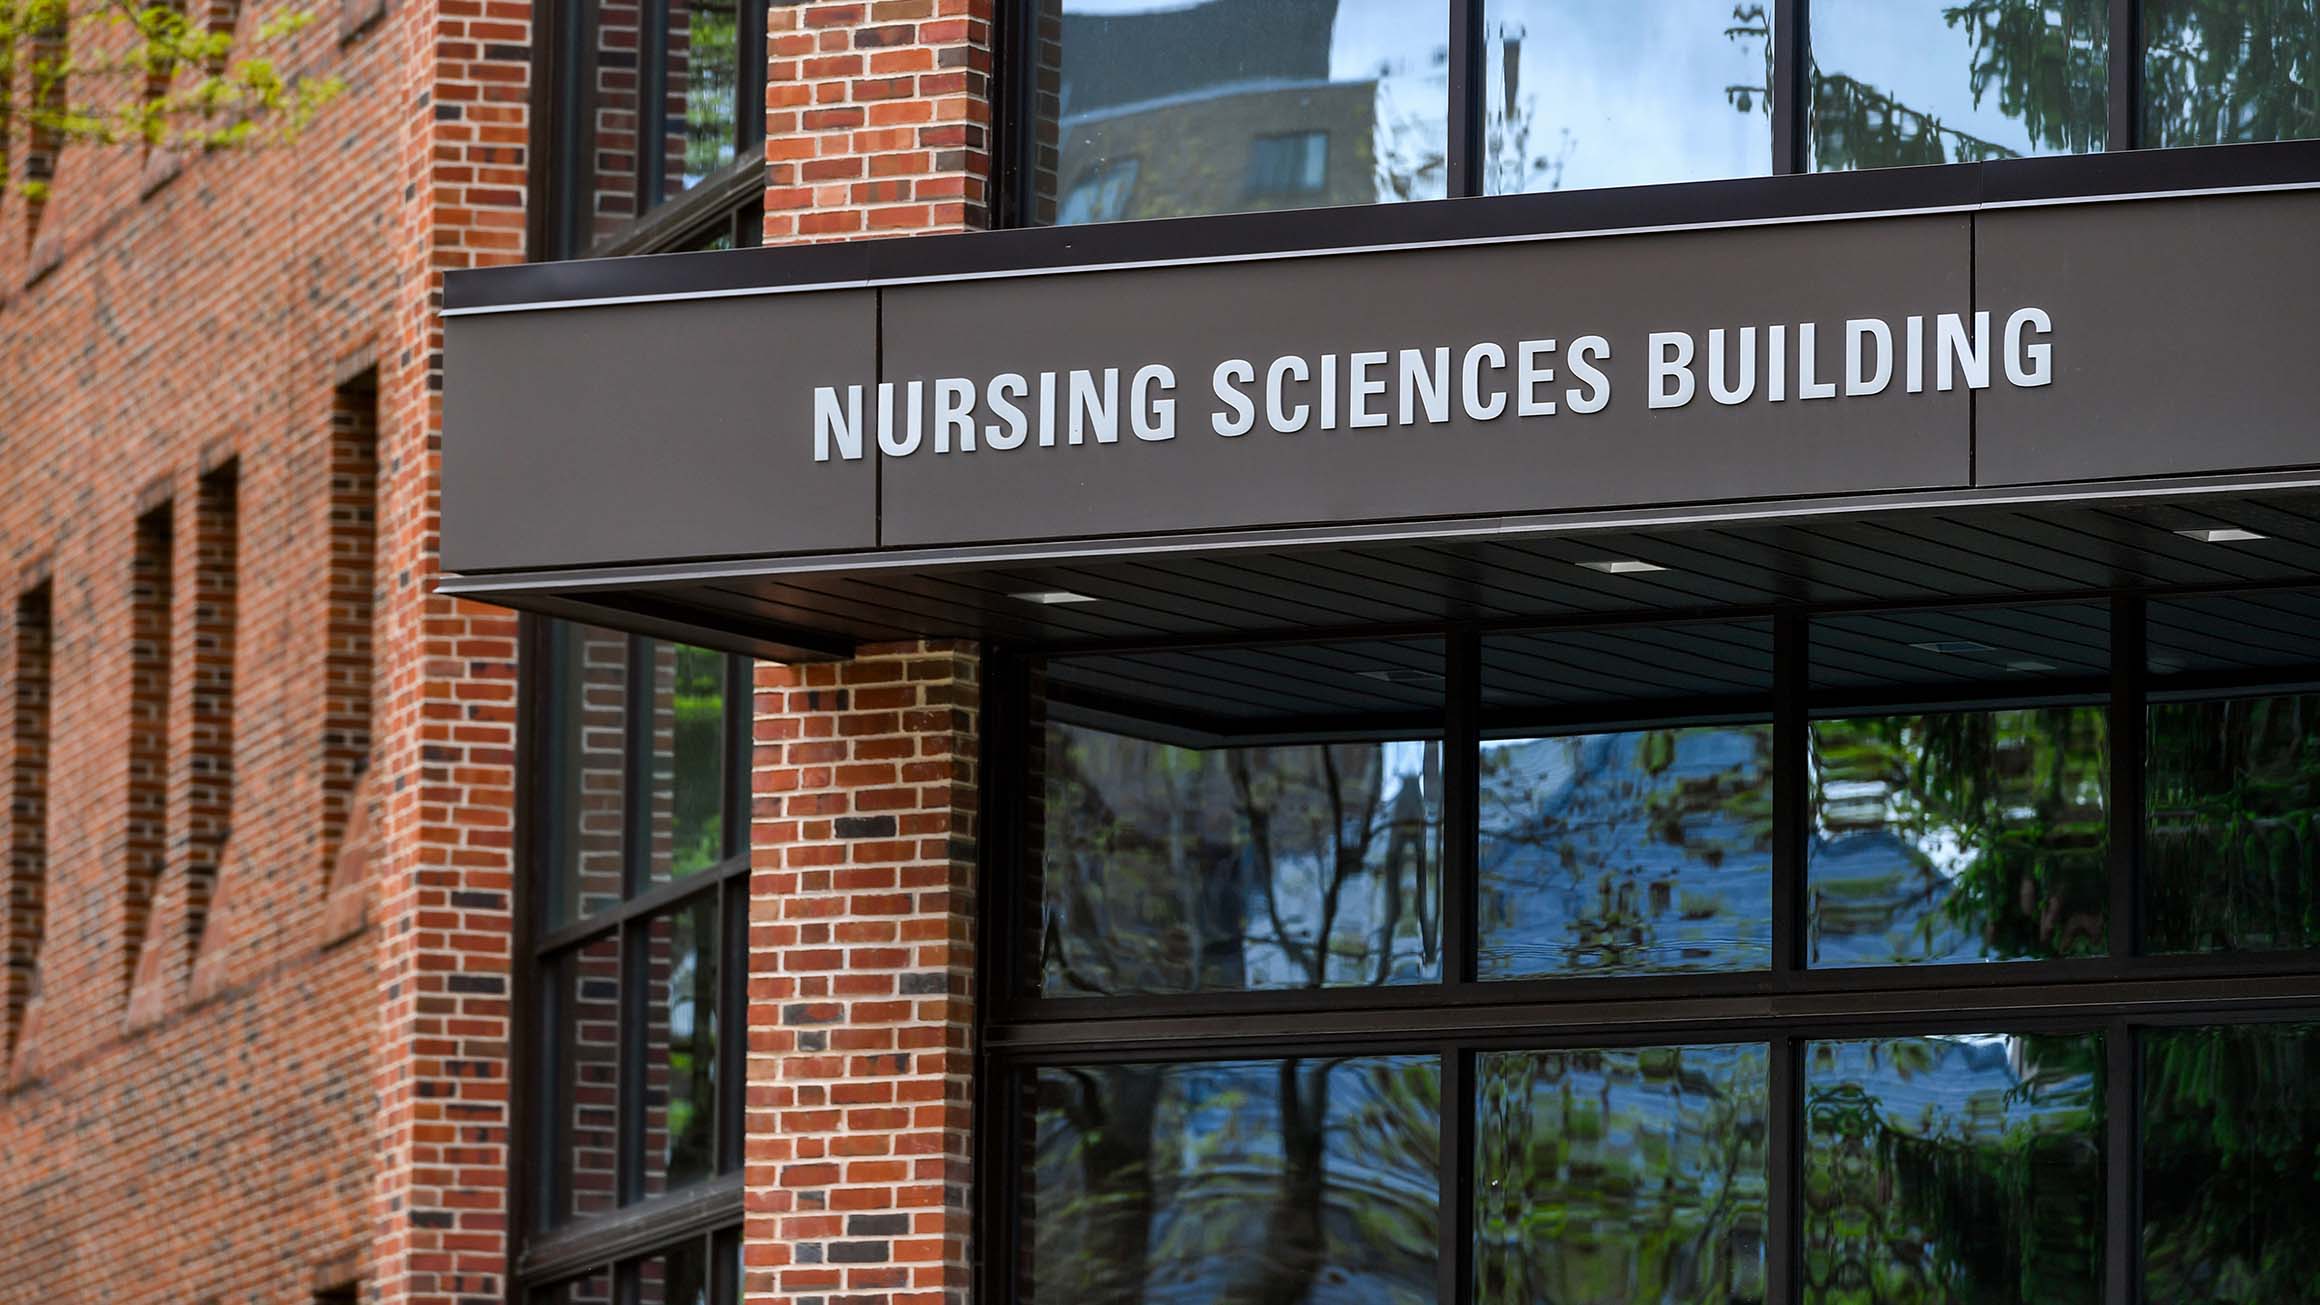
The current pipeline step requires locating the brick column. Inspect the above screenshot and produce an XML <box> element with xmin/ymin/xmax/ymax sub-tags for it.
<box><xmin>764</xmin><ymin>0</ymin><xmax>998</xmax><ymax>242</ymax></box>
<box><xmin>746</xmin><ymin>643</ymin><xmax>979</xmax><ymax>1304</ymax></box>
<box><xmin>370</xmin><ymin>0</ymin><xmax>533</xmax><ymax>1297</ymax></box>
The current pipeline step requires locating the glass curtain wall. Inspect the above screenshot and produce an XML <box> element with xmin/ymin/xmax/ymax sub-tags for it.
<box><xmin>990</xmin><ymin>589</ymin><xmax>2320</xmax><ymax>1303</ymax></box>
<box><xmin>1016</xmin><ymin>0</ymin><xmax>2320</xmax><ymax>224</ymax></box>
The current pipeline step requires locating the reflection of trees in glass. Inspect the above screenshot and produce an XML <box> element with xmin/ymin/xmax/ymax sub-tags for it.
<box><xmin>1803</xmin><ymin>1034</ymin><xmax>2104</xmax><ymax>1303</ymax></box>
<box><xmin>679</xmin><ymin>0</ymin><xmax>742</xmax><ymax>185</ymax></box>
<box><xmin>2147</xmin><ymin>694</ymin><xmax>2320</xmax><ymax>953</ymax></box>
<box><xmin>2142</xmin><ymin>1022</ymin><xmax>2320</xmax><ymax>1301</ymax></box>
<box><xmin>654</xmin><ymin>901</ymin><xmax>718</xmax><ymax>1192</ymax></box>
<box><xmin>2142</xmin><ymin>0</ymin><xmax>2318</xmax><ymax>147</ymax></box>
<box><xmin>1477</xmin><ymin>1044</ymin><xmax>1770</xmax><ymax>1304</ymax></box>
<box><xmin>1809</xmin><ymin>710</ymin><xmax>2108</xmax><ymax>966</ymax></box>
<box><xmin>1478</xmin><ymin>726</ymin><xmax>1774</xmax><ymax>977</ymax></box>
<box><xmin>1029</xmin><ymin>1056</ymin><xmax>1439</xmax><ymax>1303</ymax></box>
<box><xmin>665</xmin><ymin>646</ymin><xmax>727</xmax><ymax>877</ymax></box>
<box><xmin>1040</xmin><ymin>722</ymin><xmax>1441</xmax><ymax>995</ymax></box>
<box><xmin>1809</xmin><ymin>0</ymin><xmax>2108</xmax><ymax>169</ymax></box>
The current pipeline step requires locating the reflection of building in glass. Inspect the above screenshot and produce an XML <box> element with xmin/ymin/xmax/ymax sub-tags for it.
<box><xmin>1047</xmin><ymin>0</ymin><xmax>1446</xmax><ymax>224</ymax></box>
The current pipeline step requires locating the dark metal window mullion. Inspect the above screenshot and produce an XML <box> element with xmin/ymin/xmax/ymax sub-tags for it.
<box><xmin>2109</xmin><ymin>0</ymin><xmax>2141</xmax><ymax>152</ymax></box>
<box><xmin>1774</xmin><ymin>611</ymin><xmax>1810</xmax><ymax>977</ymax></box>
<box><xmin>640</xmin><ymin>0</ymin><xmax>672</xmax><ymax>214</ymax></box>
<box><xmin>1769</xmin><ymin>1032</ymin><xmax>1801</xmax><ymax>1304</ymax></box>
<box><xmin>1773</xmin><ymin>0</ymin><xmax>1809</xmax><ymax>175</ymax></box>
<box><xmin>2109</xmin><ymin>593</ymin><xmax>2145</xmax><ymax>965</ymax></box>
<box><xmin>1447</xmin><ymin>0</ymin><xmax>1483</xmax><ymax>198</ymax></box>
<box><xmin>618</xmin><ymin>635</ymin><xmax>654</xmax><ymax>1208</ymax></box>
<box><xmin>1443</xmin><ymin>625</ymin><xmax>1480</xmax><ymax>988</ymax></box>
<box><xmin>1436</xmin><ymin>1043</ymin><xmax>1475</xmax><ymax>1304</ymax></box>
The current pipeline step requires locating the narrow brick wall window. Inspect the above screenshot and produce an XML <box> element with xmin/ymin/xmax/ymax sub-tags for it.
<box><xmin>5</xmin><ymin>583</ymin><xmax>51</xmax><ymax>1060</ymax></box>
<box><xmin>517</xmin><ymin>620</ymin><xmax>747</xmax><ymax>1301</ymax></box>
<box><xmin>186</xmin><ymin>461</ymin><xmax>238</xmax><ymax>958</ymax></box>
<box><xmin>124</xmin><ymin>503</ymin><xmax>173</xmax><ymax>990</ymax></box>
<box><xmin>321</xmin><ymin>372</ymin><xmax>377</xmax><ymax>886</ymax></box>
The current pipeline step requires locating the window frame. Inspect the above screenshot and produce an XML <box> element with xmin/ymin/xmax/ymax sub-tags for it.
<box><xmin>512</xmin><ymin>617</ymin><xmax>755</xmax><ymax>1296</ymax></box>
<box><xmin>528</xmin><ymin>0</ymin><xmax>774</xmax><ymax>260</ymax></box>
<box><xmin>980</xmin><ymin>585</ymin><xmax>2320</xmax><ymax>1303</ymax></box>
<box><xmin>992</xmin><ymin>0</ymin><xmax>2185</xmax><ymax>228</ymax></box>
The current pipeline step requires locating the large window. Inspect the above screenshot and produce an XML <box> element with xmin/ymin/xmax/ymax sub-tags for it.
<box><xmin>536</xmin><ymin>0</ymin><xmax>773</xmax><ymax>258</ymax></box>
<box><xmin>1011</xmin><ymin>0</ymin><xmax>2320</xmax><ymax>224</ymax></box>
<box><xmin>519</xmin><ymin>621</ymin><xmax>751</xmax><ymax>1303</ymax></box>
<box><xmin>987</xmin><ymin>589</ymin><xmax>2320</xmax><ymax>1301</ymax></box>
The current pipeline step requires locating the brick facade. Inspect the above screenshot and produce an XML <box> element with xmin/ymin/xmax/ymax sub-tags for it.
<box><xmin>0</xmin><ymin>0</ymin><xmax>1002</xmax><ymax>1299</ymax></box>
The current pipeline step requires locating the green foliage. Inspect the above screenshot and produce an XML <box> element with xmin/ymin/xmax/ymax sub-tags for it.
<box><xmin>2142</xmin><ymin>0</ymin><xmax>2319</xmax><ymax>147</ymax></box>
<box><xmin>2146</xmin><ymin>694</ymin><xmax>2320</xmax><ymax>953</ymax></box>
<box><xmin>0</xmin><ymin>0</ymin><xmax>345</xmax><ymax>195</ymax></box>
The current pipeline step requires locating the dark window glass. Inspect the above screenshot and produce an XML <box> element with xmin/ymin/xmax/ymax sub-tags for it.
<box><xmin>641</xmin><ymin>897</ymin><xmax>721</xmax><ymax>1199</ymax></box>
<box><xmin>1809</xmin><ymin>709</ymin><xmax>2110</xmax><ymax>967</ymax></box>
<box><xmin>1024</xmin><ymin>1055</ymin><xmax>1440</xmax><ymax>1302</ymax></box>
<box><xmin>1482</xmin><ymin>0</ymin><xmax>1773</xmax><ymax>195</ymax></box>
<box><xmin>2142</xmin><ymin>0</ymin><xmax>2320</xmax><ymax>147</ymax></box>
<box><xmin>547</xmin><ymin>624</ymin><xmax>631</xmax><ymax>929</ymax></box>
<box><xmin>1038</xmin><ymin>0</ymin><xmax>1448</xmax><ymax>225</ymax></box>
<box><xmin>553</xmin><ymin>932</ymin><xmax>624</xmax><ymax>1225</ymax></box>
<box><xmin>1478</xmin><ymin>725</ymin><xmax>1774</xmax><ymax>978</ymax></box>
<box><xmin>1808</xmin><ymin>0</ymin><xmax>2109</xmax><ymax>170</ymax></box>
<box><xmin>648</xmin><ymin>643</ymin><xmax>730</xmax><ymax>887</ymax></box>
<box><xmin>1039</xmin><ymin>721</ymin><xmax>1444</xmax><ymax>995</ymax></box>
<box><xmin>637</xmin><ymin>1238</ymin><xmax>713</xmax><ymax>1305</ymax></box>
<box><xmin>2147</xmin><ymin>694</ymin><xmax>2320</xmax><ymax>954</ymax></box>
<box><xmin>1476</xmin><ymin>1043</ymin><xmax>1770</xmax><ymax>1303</ymax></box>
<box><xmin>1803</xmin><ymin>1033</ymin><xmax>2105</xmax><ymax>1303</ymax></box>
<box><xmin>2142</xmin><ymin>1021</ymin><xmax>2320</xmax><ymax>1301</ymax></box>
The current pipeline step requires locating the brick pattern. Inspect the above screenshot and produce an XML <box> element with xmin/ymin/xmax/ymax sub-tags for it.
<box><xmin>320</xmin><ymin>376</ymin><xmax>379</xmax><ymax>889</ymax></box>
<box><xmin>746</xmin><ymin>643</ymin><xmax>980</xmax><ymax>1304</ymax></box>
<box><xmin>366</xmin><ymin>0</ymin><xmax>532</xmax><ymax>1292</ymax></box>
<box><xmin>762</xmin><ymin>0</ymin><xmax>997</xmax><ymax>242</ymax></box>
<box><xmin>184</xmin><ymin>461</ymin><xmax>239</xmax><ymax>964</ymax></box>
<box><xmin>3</xmin><ymin>584</ymin><xmax>49</xmax><ymax>1063</ymax></box>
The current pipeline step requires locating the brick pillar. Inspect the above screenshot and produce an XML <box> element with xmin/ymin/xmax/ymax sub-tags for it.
<box><xmin>370</xmin><ymin>0</ymin><xmax>533</xmax><ymax>1297</ymax></box>
<box><xmin>746</xmin><ymin>643</ymin><xmax>979</xmax><ymax>1304</ymax></box>
<box><xmin>763</xmin><ymin>0</ymin><xmax>998</xmax><ymax>242</ymax></box>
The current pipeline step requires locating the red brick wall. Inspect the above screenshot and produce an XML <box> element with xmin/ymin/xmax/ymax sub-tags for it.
<box><xmin>763</xmin><ymin>0</ymin><xmax>997</xmax><ymax>242</ymax></box>
<box><xmin>746</xmin><ymin>645</ymin><xmax>980</xmax><ymax>1304</ymax></box>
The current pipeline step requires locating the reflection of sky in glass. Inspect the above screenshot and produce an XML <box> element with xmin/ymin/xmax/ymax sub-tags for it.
<box><xmin>1483</xmin><ymin>0</ymin><xmax>1773</xmax><ymax>194</ymax></box>
<box><xmin>1811</xmin><ymin>0</ymin><xmax>2108</xmax><ymax>161</ymax></box>
<box><xmin>1478</xmin><ymin>727</ymin><xmax>1773</xmax><ymax>978</ymax></box>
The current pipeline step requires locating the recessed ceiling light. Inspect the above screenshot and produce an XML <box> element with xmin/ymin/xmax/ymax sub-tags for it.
<box><xmin>1909</xmin><ymin>640</ymin><xmax>1996</xmax><ymax>654</ymax></box>
<box><xmin>2177</xmin><ymin>527</ymin><xmax>2266</xmax><ymax>543</ymax></box>
<box><xmin>1012</xmin><ymin>590</ymin><xmax>1098</xmax><ymax>605</ymax></box>
<box><xmin>1576</xmin><ymin>559</ymin><xmax>1668</xmax><ymax>574</ymax></box>
<box><xmin>1359</xmin><ymin>668</ymin><xmax>1446</xmax><ymax>685</ymax></box>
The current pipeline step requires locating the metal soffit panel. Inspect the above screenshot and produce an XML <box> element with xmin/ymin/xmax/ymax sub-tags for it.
<box><xmin>550</xmin><ymin>491</ymin><xmax>2320</xmax><ymax>659</ymax></box>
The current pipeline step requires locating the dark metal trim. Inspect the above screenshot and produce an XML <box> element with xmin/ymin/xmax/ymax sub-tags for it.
<box><xmin>2104</xmin><ymin>1018</ymin><xmax>2137</xmax><ymax>1305</ymax></box>
<box><xmin>1447</xmin><ymin>0</ymin><xmax>1481</xmax><ymax>198</ymax></box>
<box><xmin>518</xmin><ymin>1174</ymin><xmax>746</xmax><ymax>1284</ymax></box>
<box><xmin>2110</xmin><ymin>0</ymin><xmax>2140</xmax><ymax>152</ymax></box>
<box><xmin>591</xmin><ymin>156</ymin><xmax>771</xmax><ymax>260</ymax></box>
<box><xmin>1767</xmin><ymin>1033</ymin><xmax>1800</xmax><ymax>1304</ymax></box>
<box><xmin>2110</xmin><ymin>593</ymin><xmax>2146</xmax><ymax>961</ymax></box>
<box><xmin>1438</xmin><ymin>1046</ymin><xmax>1473</xmax><ymax>1303</ymax></box>
<box><xmin>446</xmin><ymin>138</ymin><xmax>2320</xmax><ymax>312</ymax></box>
<box><xmin>1774</xmin><ymin>0</ymin><xmax>1807</xmax><ymax>175</ymax></box>
<box><xmin>1774</xmin><ymin>612</ymin><xmax>1807</xmax><ymax>974</ymax></box>
<box><xmin>534</xmin><ymin>852</ymin><xmax>750</xmax><ymax>958</ymax></box>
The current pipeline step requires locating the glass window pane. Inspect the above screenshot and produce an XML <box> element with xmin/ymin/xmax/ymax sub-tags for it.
<box><xmin>1040</xmin><ymin>0</ymin><xmax>1448</xmax><ymax>225</ymax></box>
<box><xmin>666</xmin><ymin>0</ymin><xmax>744</xmax><ymax>195</ymax></box>
<box><xmin>637</xmin><ymin>1238</ymin><xmax>713</xmax><ymax>1305</ymax></box>
<box><xmin>1809</xmin><ymin>708</ymin><xmax>2110</xmax><ymax>967</ymax></box>
<box><xmin>1476</xmin><ymin>1043</ymin><xmax>1770</xmax><ymax>1303</ymax></box>
<box><xmin>1807</xmin><ymin>0</ymin><xmax>2109</xmax><ymax>171</ymax></box>
<box><xmin>2147</xmin><ymin>694</ymin><xmax>2320</xmax><ymax>954</ymax></box>
<box><xmin>1039</xmin><ymin>722</ymin><xmax>1444</xmax><ymax>994</ymax></box>
<box><xmin>2142</xmin><ymin>0</ymin><xmax>2320</xmax><ymax>148</ymax></box>
<box><xmin>647</xmin><ymin>643</ymin><xmax>729</xmax><ymax>888</ymax></box>
<box><xmin>1803</xmin><ymin>1033</ymin><xmax>2105</xmax><ymax>1303</ymax></box>
<box><xmin>551</xmin><ymin>933</ymin><xmax>623</xmax><ymax>1225</ymax></box>
<box><xmin>1482</xmin><ymin>0</ymin><xmax>1773</xmax><ymax>195</ymax></box>
<box><xmin>641</xmin><ymin>896</ymin><xmax>721</xmax><ymax>1199</ymax></box>
<box><xmin>548</xmin><ymin>624</ymin><xmax>631</xmax><ymax>928</ymax></box>
<box><xmin>1024</xmin><ymin>1055</ymin><xmax>1440</xmax><ymax>1302</ymax></box>
<box><xmin>2142</xmin><ymin>1022</ymin><xmax>2320</xmax><ymax>1300</ymax></box>
<box><xmin>585</xmin><ymin>0</ymin><xmax>648</xmax><ymax>244</ymax></box>
<box><xmin>1479</xmin><ymin>726</ymin><xmax>1774</xmax><ymax>978</ymax></box>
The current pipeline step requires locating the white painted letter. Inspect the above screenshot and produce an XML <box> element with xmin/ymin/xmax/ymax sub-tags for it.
<box><xmin>1267</xmin><ymin>355</ymin><xmax>1311</xmax><ymax>433</ymax></box>
<box><xmin>1797</xmin><ymin>324</ymin><xmax>1836</xmax><ymax>400</ymax></box>
<box><xmin>1131</xmin><ymin>364</ymin><xmax>1176</xmax><ymax>441</ymax></box>
<box><xmin>814</xmin><ymin>385</ymin><xmax>863</xmax><ymax>462</ymax></box>
<box><xmin>1938</xmin><ymin>311</ymin><xmax>1992</xmax><ymax>391</ymax></box>
<box><xmin>1565</xmin><ymin>336</ymin><xmax>1612</xmax><ymax>414</ymax></box>
<box><xmin>1069</xmin><ymin>368</ymin><xmax>1120</xmax><ymax>444</ymax></box>
<box><xmin>1399</xmin><ymin>347</ymin><xmax>1451</xmax><ymax>425</ymax></box>
<box><xmin>1649</xmin><ymin>331</ymin><xmax>1696</xmax><ymax>409</ymax></box>
<box><xmin>1845</xmin><ymin>319</ymin><xmax>1893</xmax><ymax>397</ymax></box>
<box><xmin>986</xmin><ymin>374</ymin><xmax>1028</xmax><ymax>449</ymax></box>
<box><xmin>2005</xmin><ymin>307</ymin><xmax>2053</xmax><ymax>388</ymax></box>
<box><xmin>1461</xmin><ymin>343</ymin><xmax>1508</xmax><ymax>421</ymax></box>
<box><xmin>1518</xmin><ymin>339</ymin><xmax>1559</xmax><ymax>417</ymax></box>
<box><xmin>1212</xmin><ymin>359</ymin><xmax>1256</xmax><ymax>436</ymax></box>
<box><xmin>1707</xmin><ymin>328</ymin><xmax>1756</xmax><ymax>406</ymax></box>
<box><xmin>935</xmin><ymin>378</ymin><xmax>975</xmax><ymax>453</ymax></box>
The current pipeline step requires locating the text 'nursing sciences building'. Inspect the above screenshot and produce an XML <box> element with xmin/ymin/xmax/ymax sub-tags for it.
<box><xmin>443</xmin><ymin>2</ymin><xmax>2320</xmax><ymax>1302</ymax></box>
